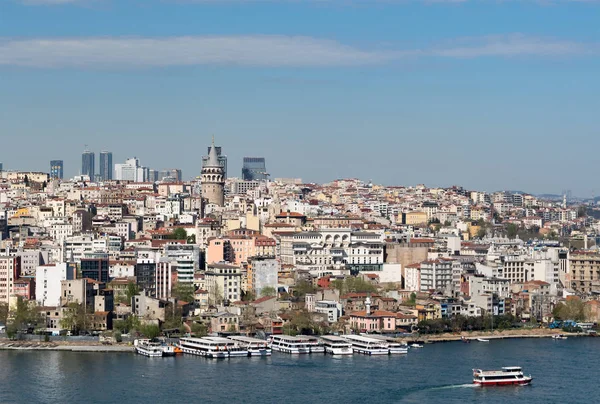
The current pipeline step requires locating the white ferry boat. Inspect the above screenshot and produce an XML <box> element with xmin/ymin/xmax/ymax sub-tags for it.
<box><xmin>134</xmin><ymin>339</ymin><xmax>165</xmax><ymax>357</ymax></box>
<box><xmin>179</xmin><ymin>337</ymin><xmax>243</xmax><ymax>358</ymax></box>
<box><xmin>320</xmin><ymin>335</ymin><xmax>353</xmax><ymax>355</ymax></box>
<box><xmin>228</xmin><ymin>336</ymin><xmax>272</xmax><ymax>356</ymax></box>
<box><xmin>269</xmin><ymin>335</ymin><xmax>311</xmax><ymax>354</ymax></box>
<box><xmin>360</xmin><ymin>334</ymin><xmax>408</xmax><ymax>354</ymax></box>
<box><xmin>342</xmin><ymin>335</ymin><xmax>389</xmax><ymax>355</ymax></box>
<box><xmin>473</xmin><ymin>367</ymin><xmax>533</xmax><ymax>386</ymax></box>
<box><xmin>301</xmin><ymin>336</ymin><xmax>325</xmax><ymax>354</ymax></box>
<box><xmin>205</xmin><ymin>337</ymin><xmax>249</xmax><ymax>357</ymax></box>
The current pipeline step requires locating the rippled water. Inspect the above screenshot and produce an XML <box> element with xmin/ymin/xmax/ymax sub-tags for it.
<box><xmin>0</xmin><ymin>338</ymin><xmax>596</xmax><ymax>404</ymax></box>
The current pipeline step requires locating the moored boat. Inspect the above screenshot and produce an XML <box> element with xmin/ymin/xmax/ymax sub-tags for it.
<box><xmin>269</xmin><ymin>335</ymin><xmax>311</xmax><ymax>354</ymax></box>
<box><xmin>134</xmin><ymin>339</ymin><xmax>165</xmax><ymax>357</ymax></box>
<box><xmin>320</xmin><ymin>335</ymin><xmax>353</xmax><ymax>355</ymax></box>
<box><xmin>360</xmin><ymin>334</ymin><xmax>408</xmax><ymax>354</ymax></box>
<box><xmin>552</xmin><ymin>334</ymin><xmax>568</xmax><ymax>340</ymax></box>
<box><xmin>228</xmin><ymin>336</ymin><xmax>272</xmax><ymax>356</ymax></box>
<box><xmin>477</xmin><ymin>338</ymin><xmax>490</xmax><ymax>343</ymax></box>
<box><xmin>473</xmin><ymin>367</ymin><xmax>533</xmax><ymax>386</ymax></box>
<box><xmin>342</xmin><ymin>335</ymin><xmax>389</xmax><ymax>355</ymax></box>
<box><xmin>410</xmin><ymin>344</ymin><xmax>423</xmax><ymax>348</ymax></box>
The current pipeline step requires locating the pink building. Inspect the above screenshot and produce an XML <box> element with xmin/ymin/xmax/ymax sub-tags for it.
<box><xmin>349</xmin><ymin>310</ymin><xmax>397</xmax><ymax>333</ymax></box>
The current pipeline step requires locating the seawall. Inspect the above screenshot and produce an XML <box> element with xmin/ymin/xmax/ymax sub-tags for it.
<box><xmin>0</xmin><ymin>341</ymin><xmax>134</xmax><ymax>353</ymax></box>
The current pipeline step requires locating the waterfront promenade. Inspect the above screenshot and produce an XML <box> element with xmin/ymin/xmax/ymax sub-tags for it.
<box><xmin>0</xmin><ymin>340</ymin><xmax>134</xmax><ymax>353</ymax></box>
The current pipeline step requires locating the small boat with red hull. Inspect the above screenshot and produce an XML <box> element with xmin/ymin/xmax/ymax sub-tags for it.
<box><xmin>473</xmin><ymin>367</ymin><xmax>533</xmax><ymax>386</ymax></box>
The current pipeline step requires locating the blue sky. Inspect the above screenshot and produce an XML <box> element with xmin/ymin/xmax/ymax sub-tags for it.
<box><xmin>1</xmin><ymin>0</ymin><xmax>599</xmax><ymax>196</ymax></box>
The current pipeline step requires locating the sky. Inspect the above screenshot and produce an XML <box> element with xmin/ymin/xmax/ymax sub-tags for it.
<box><xmin>1</xmin><ymin>0</ymin><xmax>599</xmax><ymax>196</ymax></box>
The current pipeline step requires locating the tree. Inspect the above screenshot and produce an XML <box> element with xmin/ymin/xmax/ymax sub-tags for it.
<box><xmin>172</xmin><ymin>282</ymin><xmax>195</xmax><ymax>303</ymax></box>
<box><xmin>140</xmin><ymin>324</ymin><xmax>161</xmax><ymax>339</ymax></box>
<box><xmin>190</xmin><ymin>322</ymin><xmax>208</xmax><ymax>337</ymax></box>
<box><xmin>476</xmin><ymin>227</ymin><xmax>487</xmax><ymax>239</ymax></box>
<box><xmin>60</xmin><ymin>303</ymin><xmax>86</xmax><ymax>333</ymax></box>
<box><xmin>553</xmin><ymin>299</ymin><xmax>586</xmax><ymax>322</ymax></box>
<box><xmin>506</xmin><ymin>223</ymin><xmax>519</xmax><ymax>239</ymax></box>
<box><xmin>293</xmin><ymin>280</ymin><xmax>316</xmax><ymax>297</ymax></box>
<box><xmin>23</xmin><ymin>175</ymin><xmax>30</xmax><ymax>187</ymax></box>
<box><xmin>187</xmin><ymin>234</ymin><xmax>196</xmax><ymax>244</ymax></box>
<box><xmin>577</xmin><ymin>205</ymin><xmax>587</xmax><ymax>218</ymax></box>
<box><xmin>0</xmin><ymin>302</ymin><xmax>8</xmax><ymax>325</ymax></box>
<box><xmin>405</xmin><ymin>292</ymin><xmax>417</xmax><ymax>306</ymax></box>
<box><xmin>172</xmin><ymin>228</ymin><xmax>188</xmax><ymax>240</ymax></box>
<box><xmin>125</xmin><ymin>282</ymin><xmax>140</xmax><ymax>303</ymax></box>
<box><xmin>260</xmin><ymin>286</ymin><xmax>277</xmax><ymax>298</ymax></box>
<box><xmin>6</xmin><ymin>297</ymin><xmax>43</xmax><ymax>339</ymax></box>
<box><xmin>242</xmin><ymin>290</ymin><xmax>256</xmax><ymax>302</ymax></box>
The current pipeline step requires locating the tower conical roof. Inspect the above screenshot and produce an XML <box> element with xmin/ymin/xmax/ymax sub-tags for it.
<box><xmin>207</xmin><ymin>136</ymin><xmax>219</xmax><ymax>167</ymax></box>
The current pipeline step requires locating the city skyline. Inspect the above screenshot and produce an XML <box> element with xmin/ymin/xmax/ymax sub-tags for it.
<box><xmin>1</xmin><ymin>1</ymin><xmax>600</xmax><ymax>195</ymax></box>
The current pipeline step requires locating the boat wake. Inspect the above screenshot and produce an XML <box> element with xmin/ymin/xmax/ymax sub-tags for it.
<box><xmin>428</xmin><ymin>384</ymin><xmax>479</xmax><ymax>391</ymax></box>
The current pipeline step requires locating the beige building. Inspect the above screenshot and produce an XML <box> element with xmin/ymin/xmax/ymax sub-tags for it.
<box><xmin>567</xmin><ymin>252</ymin><xmax>600</xmax><ymax>294</ymax></box>
<box><xmin>0</xmin><ymin>256</ymin><xmax>21</xmax><ymax>304</ymax></box>
<box><xmin>205</xmin><ymin>263</ymin><xmax>242</xmax><ymax>305</ymax></box>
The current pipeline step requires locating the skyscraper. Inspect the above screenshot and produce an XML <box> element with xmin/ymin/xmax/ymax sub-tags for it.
<box><xmin>99</xmin><ymin>151</ymin><xmax>113</xmax><ymax>181</ymax></box>
<box><xmin>50</xmin><ymin>160</ymin><xmax>64</xmax><ymax>180</ymax></box>
<box><xmin>81</xmin><ymin>151</ymin><xmax>95</xmax><ymax>180</ymax></box>
<box><xmin>242</xmin><ymin>157</ymin><xmax>268</xmax><ymax>181</ymax></box>
<box><xmin>202</xmin><ymin>145</ymin><xmax>227</xmax><ymax>178</ymax></box>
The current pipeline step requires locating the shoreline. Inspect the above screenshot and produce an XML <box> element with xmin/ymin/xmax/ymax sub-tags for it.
<box><xmin>0</xmin><ymin>341</ymin><xmax>134</xmax><ymax>353</ymax></box>
<box><xmin>403</xmin><ymin>329</ymin><xmax>592</xmax><ymax>344</ymax></box>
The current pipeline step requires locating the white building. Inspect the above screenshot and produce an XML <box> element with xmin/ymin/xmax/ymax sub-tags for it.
<box><xmin>115</xmin><ymin>157</ymin><xmax>148</xmax><ymax>182</ymax></box>
<box><xmin>205</xmin><ymin>263</ymin><xmax>241</xmax><ymax>304</ymax></box>
<box><xmin>36</xmin><ymin>263</ymin><xmax>75</xmax><ymax>307</ymax></box>
<box><xmin>251</xmin><ymin>257</ymin><xmax>279</xmax><ymax>297</ymax></box>
<box><xmin>315</xmin><ymin>300</ymin><xmax>343</xmax><ymax>323</ymax></box>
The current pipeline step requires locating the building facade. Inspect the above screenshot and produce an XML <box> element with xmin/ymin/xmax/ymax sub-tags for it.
<box><xmin>99</xmin><ymin>151</ymin><xmax>113</xmax><ymax>181</ymax></box>
<box><xmin>242</xmin><ymin>157</ymin><xmax>267</xmax><ymax>181</ymax></box>
<box><xmin>50</xmin><ymin>160</ymin><xmax>64</xmax><ymax>180</ymax></box>
<box><xmin>81</xmin><ymin>151</ymin><xmax>95</xmax><ymax>180</ymax></box>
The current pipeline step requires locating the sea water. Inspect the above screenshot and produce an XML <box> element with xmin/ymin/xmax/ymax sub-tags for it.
<box><xmin>0</xmin><ymin>337</ymin><xmax>595</xmax><ymax>403</ymax></box>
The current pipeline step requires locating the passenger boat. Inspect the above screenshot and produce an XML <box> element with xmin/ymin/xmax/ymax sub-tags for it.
<box><xmin>302</xmin><ymin>336</ymin><xmax>325</xmax><ymax>354</ymax></box>
<box><xmin>269</xmin><ymin>335</ymin><xmax>311</xmax><ymax>354</ymax></box>
<box><xmin>228</xmin><ymin>336</ymin><xmax>272</xmax><ymax>356</ymax></box>
<box><xmin>473</xmin><ymin>367</ymin><xmax>533</xmax><ymax>386</ymax></box>
<box><xmin>342</xmin><ymin>335</ymin><xmax>389</xmax><ymax>355</ymax></box>
<box><xmin>134</xmin><ymin>339</ymin><xmax>165</xmax><ymax>357</ymax></box>
<box><xmin>178</xmin><ymin>337</ymin><xmax>247</xmax><ymax>358</ymax></box>
<box><xmin>360</xmin><ymin>334</ymin><xmax>408</xmax><ymax>354</ymax></box>
<box><xmin>320</xmin><ymin>335</ymin><xmax>353</xmax><ymax>355</ymax></box>
<box><xmin>552</xmin><ymin>334</ymin><xmax>568</xmax><ymax>340</ymax></box>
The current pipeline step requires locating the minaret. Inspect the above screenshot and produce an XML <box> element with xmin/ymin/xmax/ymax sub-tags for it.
<box><xmin>201</xmin><ymin>137</ymin><xmax>225</xmax><ymax>206</ymax></box>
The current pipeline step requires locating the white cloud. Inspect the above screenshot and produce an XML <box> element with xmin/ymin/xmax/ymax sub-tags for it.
<box><xmin>0</xmin><ymin>34</ymin><xmax>594</xmax><ymax>69</ymax></box>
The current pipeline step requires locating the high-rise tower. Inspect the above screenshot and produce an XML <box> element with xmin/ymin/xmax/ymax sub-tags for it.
<box><xmin>201</xmin><ymin>138</ymin><xmax>225</xmax><ymax>206</ymax></box>
<box><xmin>81</xmin><ymin>150</ymin><xmax>95</xmax><ymax>180</ymax></box>
<box><xmin>50</xmin><ymin>160</ymin><xmax>64</xmax><ymax>180</ymax></box>
<box><xmin>99</xmin><ymin>151</ymin><xmax>113</xmax><ymax>181</ymax></box>
<box><xmin>242</xmin><ymin>157</ymin><xmax>268</xmax><ymax>181</ymax></box>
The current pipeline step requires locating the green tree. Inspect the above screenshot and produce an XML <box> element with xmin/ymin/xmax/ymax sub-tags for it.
<box><xmin>553</xmin><ymin>299</ymin><xmax>586</xmax><ymax>322</ymax></box>
<box><xmin>125</xmin><ymin>282</ymin><xmax>140</xmax><ymax>303</ymax></box>
<box><xmin>6</xmin><ymin>297</ymin><xmax>43</xmax><ymax>339</ymax></box>
<box><xmin>476</xmin><ymin>227</ymin><xmax>487</xmax><ymax>239</ymax></box>
<box><xmin>172</xmin><ymin>228</ymin><xmax>188</xmax><ymax>240</ymax></box>
<box><xmin>60</xmin><ymin>303</ymin><xmax>87</xmax><ymax>333</ymax></box>
<box><xmin>0</xmin><ymin>302</ymin><xmax>8</xmax><ymax>325</ymax></box>
<box><xmin>506</xmin><ymin>223</ymin><xmax>519</xmax><ymax>239</ymax></box>
<box><xmin>187</xmin><ymin>234</ymin><xmax>196</xmax><ymax>244</ymax></box>
<box><xmin>242</xmin><ymin>290</ymin><xmax>256</xmax><ymax>302</ymax></box>
<box><xmin>140</xmin><ymin>324</ymin><xmax>161</xmax><ymax>339</ymax></box>
<box><xmin>163</xmin><ymin>303</ymin><xmax>184</xmax><ymax>331</ymax></box>
<box><xmin>577</xmin><ymin>205</ymin><xmax>587</xmax><ymax>218</ymax></box>
<box><xmin>172</xmin><ymin>282</ymin><xmax>195</xmax><ymax>303</ymax></box>
<box><xmin>293</xmin><ymin>280</ymin><xmax>316</xmax><ymax>297</ymax></box>
<box><xmin>406</xmin><ymin>292</ymin><xmax>417</xmax><ymax>306</ymax></box>
<box><xmin>260</xmin><ymin>286</ymin><xmax>277</xmax><ymax>298</ymax></box>
<box><xmin>190</xmin><ymin>321</ymin><xmax>208</xmax><ymax>337</ymax></box>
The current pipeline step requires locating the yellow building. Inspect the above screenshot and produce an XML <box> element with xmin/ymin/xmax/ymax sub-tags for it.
<box><xmin>403</xmin><ymin>211</ymin><xmax>428</xmax><ymax>226</ymax></box>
